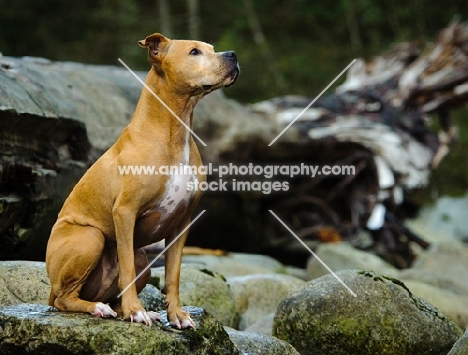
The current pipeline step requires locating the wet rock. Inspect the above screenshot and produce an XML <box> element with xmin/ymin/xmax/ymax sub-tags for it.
<box><xmin>273</xmin><ymin>269</ymin><xmax>462</xmax><ymax>355</ymax></box>
<box><xmin>306</xmin><ymin>242</ymin><xmax>396</xmax><ymax>280</ymax></box>
<box><xmin>151</xmin><ymin>265</ymin><xmax>238</xmax><ymax>327</ymax></box>
<box><xmin>0</xmin><ymin>303</ymin><xmax>241</xmax><ymax>355</ymax></box>
<box><xmin>227</xmin><ymin>273</ymin><xmax>304</xmax><ymax>330</ymax></box>
<box><xmin>224</xmin><ymin>327</ymin><xmax>300</xmax><ymax>355</ymax></box>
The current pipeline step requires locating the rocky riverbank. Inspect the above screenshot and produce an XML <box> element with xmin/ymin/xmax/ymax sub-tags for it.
<box><xmin>0</xmin><ymin>242</ymin><xmax>467</xmax><ymax>354</ymax></box>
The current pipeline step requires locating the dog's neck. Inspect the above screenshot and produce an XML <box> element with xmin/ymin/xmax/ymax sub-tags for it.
<box><xmin>130</xmin><ymin>68</ymin><xmax>202</xmax><ymax>162</ymax></box>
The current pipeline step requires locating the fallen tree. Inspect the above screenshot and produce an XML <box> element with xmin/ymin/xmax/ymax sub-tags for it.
<box><xmin>250</xmin><ymin>21</ymin><xmax>468</xmax><ymax>267</ymax></box>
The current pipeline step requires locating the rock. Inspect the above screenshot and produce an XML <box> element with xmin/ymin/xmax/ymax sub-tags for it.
<box><xmin>227</xmin><ymin>273</ymin><xmax>304</xmax><ymax>330</ymax></box>
<box><xmin>448</xmin><ymin>327</ymin><xmax>468</xmax><ymax>355</ymax></box>
<box><xmin>406</xmin><ymin>192</ymin><xmax>468</xmax><ymax>243</ymax></box>
<box><xmin>411</xmin><ymin>242</ymin><xmax>468</xmax><ymax>292</ymax></box>
<box><xmin>398</xmin><ymin>268</ymin><xmax>468</xmax><ymax>295</ymax></box>
<box><xmin>224</xmin><ymin>327</ymin><xmax>300</xmax><ymax>355</ymax></box>
<box><xmin>150</xmin><ymin>265</ymin><xmax>238</xmax><ymax>327</ymax></box>
<box><xmin>181</xmin><ymin>253</ymin><xmax>285</xmax><ymax>278</ymax></box>
<box><xmin>404</xmin><ymin>280</ymin><xmax>468</xmax><ymax>329</ymax></box>
<box><xmin>0</xmin><ymin>303</ymin><xmax>241</xmax><ymax>355</ymax></box>
<box><xmin>306</xmin><ymin>242</ymin><xmax>396</xmax><ymax>280</ymax></box>
<box><xmin>0</xmin><ymin>261</ymin><xmax>50</xmax><ymax>306</ymax></box>
<box><xmin>137</xmin><ymin>284</ymin><xmax>166</xmax><ymax>312</ymax></box>
<box><xmin>284</xmin><ymin>266</ymin><xmax>309</xmax><ymax>280</ymax></box>
<box><xmin>243</xmin><ymin>313</ymin><xmax>275</xmax><ymax>335</ymax></box>
<box><xmin>273</xmin><ymin>270</ymin><xmax>462</xmax><ymax>355</ymax></box>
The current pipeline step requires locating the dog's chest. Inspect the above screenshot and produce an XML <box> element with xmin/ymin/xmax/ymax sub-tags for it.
<box><xmin>159</xmin><ymin>169</ymin><xmax>195</xmax><ymax>215</ymax></box>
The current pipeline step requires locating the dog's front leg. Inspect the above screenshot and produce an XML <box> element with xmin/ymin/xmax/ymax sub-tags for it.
<box><xmin>113</xmin><ymin>206</ymin><xmax>159</xmax><ymax>325</ymax></box>
<box><xmin>164</xmin><ymin>219</ymin><xmax>196</xmax><ymax>329</ymax></box>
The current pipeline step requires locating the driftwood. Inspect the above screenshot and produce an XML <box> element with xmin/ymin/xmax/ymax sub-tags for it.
<box><xmin>251</xmin><ymin>21</ymin><xmax>468</xmax><ymax>267</ymax></box>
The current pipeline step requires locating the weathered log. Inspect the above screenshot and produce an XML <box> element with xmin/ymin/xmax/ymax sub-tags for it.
<box><xmin>250</xmin><ymin>21</ymin><xmax>468</xmax><ymax>267</ymax></box>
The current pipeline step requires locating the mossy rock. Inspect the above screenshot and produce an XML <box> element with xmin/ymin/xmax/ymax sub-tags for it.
<box><xmin>0</xmin><ymin>303</ymin><xmax>240</xmax><ymax>355</ymax></box>
<box><xmin>150</xmin><ymin>265</ymin><xmax>238</xmax><ymax>328</ymax></box>
<box><xmin>273</xmin><ymin>269</ymin><xmax>462</xmax><ymax>355</ymax></box>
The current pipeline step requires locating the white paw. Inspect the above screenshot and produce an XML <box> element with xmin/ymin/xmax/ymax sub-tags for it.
<box><xmin>170</xmin><ymin>315</ymin><xmax>196</xmax><ymax>329</ymax></box>
<box><xmin>130</xmin><ymin>311</ymin><xmax>161</xmax><ymax>326</ymax></box>
<box><xmin>91</xmin><ymin>302</ymin><xmax>117</xmax><ymax>318</ymax></box>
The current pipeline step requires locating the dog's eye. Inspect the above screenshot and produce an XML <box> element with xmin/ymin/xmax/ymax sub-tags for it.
<box><xmin>189</xmin><ymin>48</ymin><xmax>201</xmax><ymax>55</ymax></box>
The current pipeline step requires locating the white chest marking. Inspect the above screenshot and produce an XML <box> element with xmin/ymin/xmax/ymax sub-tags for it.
<box><xmin>153</xmin><ymin>125</ymin><xmax>194</xmax><ymax>231</ymax></box>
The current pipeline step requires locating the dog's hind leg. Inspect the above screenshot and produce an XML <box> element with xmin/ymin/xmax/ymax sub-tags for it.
<box><xmin>46</xmin><ymin>222</ymin><xmax>117</xmax><ymax>318</ymax></box>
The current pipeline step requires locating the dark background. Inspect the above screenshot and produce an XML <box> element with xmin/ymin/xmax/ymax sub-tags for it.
<box><xmin>1</xmin><ymin>0</ymin><xmax>466</xmax><ymax>104</ymax></box>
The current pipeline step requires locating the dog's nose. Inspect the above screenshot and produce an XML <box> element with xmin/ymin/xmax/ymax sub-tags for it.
<box><xmin>222</xmin><ymin>51</ymin><xmax>237</xmax><ymax>62</ymax></box>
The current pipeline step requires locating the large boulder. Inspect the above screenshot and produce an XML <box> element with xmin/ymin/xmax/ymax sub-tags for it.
<box><xmin>273</xmin><ymin>270</ymin><xmax>462</xmax><ymax>355</ymax></box>
<box><xmin>227</xmin><ymin>273</ymin><xmax>304</xmax><ymax>330</ymax></box>
<box><xmin>0</xmin><ymin>303</ymin><xmax>241</xmax><ymax>355</ymax></box>
<box><xmin>150</xmin><ymin>265</ymin><xmax>238</xmax><ymax>327</ymax></box>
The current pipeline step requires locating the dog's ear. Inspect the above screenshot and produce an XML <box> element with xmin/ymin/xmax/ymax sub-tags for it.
<box><xmin>138</xmin><ymin>33</ymin><xmax>170</xmax><ymax>62</ymax></box>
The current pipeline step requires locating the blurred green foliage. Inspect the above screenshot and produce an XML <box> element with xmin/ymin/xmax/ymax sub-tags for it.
<box><xmin>0</xmin><ymin>0</ymin><xmax>466</xmax><ymax>103</ymax></box>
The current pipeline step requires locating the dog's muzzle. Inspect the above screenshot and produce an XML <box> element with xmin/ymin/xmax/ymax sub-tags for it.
<box><xmin>221</xmin><ymin>50</ymin><xmax>240</xmax><ymax>87</ymax></box>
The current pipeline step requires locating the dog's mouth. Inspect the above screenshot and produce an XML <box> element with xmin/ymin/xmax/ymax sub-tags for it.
<box><xmin>202</xmin><ymin>66</ymin><xmax>240</xmax><ymax>92</ymax></box>
<box><xmin>224</xmin><ymin>67</ymin><xmax>240</xmax><ymax>88</ymax></box>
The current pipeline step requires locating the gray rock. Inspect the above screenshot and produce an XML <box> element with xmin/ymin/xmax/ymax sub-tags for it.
<box><xmin>182</xmin><ymin>253</ymin><xmax>285</xmax><ymax>278</ymax></box>
<box><xmin>406</xmin><ymin>192</ymin><xmax>468</xmax><ymax>243</ymax></box>
<box><xmin>284</xmin><ymin>266</ymin><xmax>309</xmax><ymax>280</ymax></box>
<box><xmin>273</xmin><ymin>270</ymin><xmax>462</xmax><ymax>355</ymax></box>
<box><xmin>398</xmin><ymin>268</ymin><xmax>468</xmax><ymax>295</ymax></box>
<box><xmin>151</xmin><ymin>265</ymin><xmax>238</xmax><ymax>327</ymax></box>
<box><xmin>0</xmin><ymin>261</ymin><xmax>50</xmax><ymax>306</ymax></box>
<box><xmin>448</xmin><ymin>327</ymin><xmax>468</xmax><ymax>355</ymax></box>
<box><xmin>404</xmin><ymin>280</ymin><xmax>468</xmax><ymax>328</ymax></box>
<box><xmin>243</xmin><ymin>313</ymin><xmax>275</xmax><ymax>335</ymax></box>
<box><xmin>227</xmin><ymin>273</ymin><xmax>304</xmax><ymax>330</ymax></box>
<box><xmin>0</xmin><ymin>303</ymin><xmax>241</xmax><ymax>355</ymax></box>
<box><xmin>306</xmin><ymin>242</ymin><xmax>396</xmax><ymax>280</ymax></box>
<box><xmin>138</xmin><ymin>284</ymin><xmax>166</xmax><ymax>312</ymax></box>
<box><xmin>224</xmin><ymin>327</ymin><xmax>300</xmax><ymax>355</ymax></box>
<box><xmin>411</xmin><ymin>242</ymin><xmax>468</xmax><ymax>292</ymax></box>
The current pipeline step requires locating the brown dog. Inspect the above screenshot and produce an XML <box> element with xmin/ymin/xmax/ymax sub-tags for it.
<box><xmin>46</xmin><ymin>33</ymin><xmax>239</xmax><ymax>328</ymax></box>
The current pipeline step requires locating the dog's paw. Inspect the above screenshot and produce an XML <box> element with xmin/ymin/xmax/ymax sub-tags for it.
<box><xmin>91</xmin><ymin>302</ymin><xmax>117</xmax><ymax>318</ymax></box>
<box><xmin>169</xmin><ymin>310</ymin><xmax>196</xmax><ymax>329</ymax></box>
<box><xmin>130</xmin><ymin>311</ymin><xmax>161</xmax><ymax>326</ymax></box>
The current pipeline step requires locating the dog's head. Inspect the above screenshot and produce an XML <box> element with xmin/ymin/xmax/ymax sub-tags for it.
<box><xmin>139</xmin><ymin>33</ymin><xmax>239</xmax><ymax>95</ymax></box>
